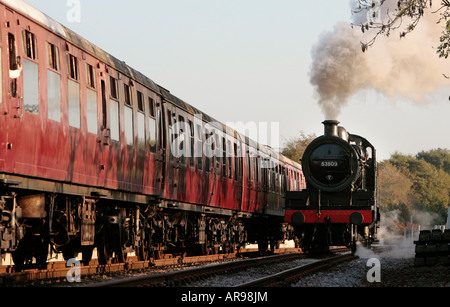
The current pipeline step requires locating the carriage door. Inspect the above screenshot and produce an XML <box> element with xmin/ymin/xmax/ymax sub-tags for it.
<box><xmin>99</xmin><ymin>77</ymin><xmax>109</xmax><ymax>184</ymax></box>
<box><xmin>4</xmin><ymin>8</ymin><xmax>21</xmax><ymax>173</ymax></box>
<box><xmin>0</xmin><ymin>10</ymin><xmax>6</xmax><ymax>167</ymax></box>
<box><xmin>233</xmin><ymin>140</ymin><xmax>243</xmax><ymax>212</ymax></box>
<box><xmin>165</xmin><ymin>104</ymin><xmax>178</xmax><ymax>199</ymax></box>
<box><xmin>153</xmin><ymin>98</ymin><xmax>164</xmax><ymax>195</ymax></box>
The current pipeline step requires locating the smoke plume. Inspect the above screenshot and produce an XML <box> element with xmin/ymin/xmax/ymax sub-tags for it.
<box><xmin>310</xmin><ymin>0</ymin><xmax>450</xmax><ymax>120</ymax></box>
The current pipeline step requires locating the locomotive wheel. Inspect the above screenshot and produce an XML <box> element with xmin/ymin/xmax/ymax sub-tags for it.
<box><xmin>114</xmin><ymin>247</ymin><xmax>127</xmax><ymax>263</ymax></box>
<box><xmin>136</xmin><ymin>244</ymin><xmax>148</xmax><ymax>261</ymax></box>
<box><xmin>136</xmin><ymin>239</ymin><xmax>149</xmax><ymax>261</ymax></box>
<box><xmin>96</xmin><ymin>231</ymin><xmax>111</xmax><ymax>265</ymax></box>
<box><xmin>61</xmin><ymin>239</ymin><xmax>79</xmax><ymax>261</ymax></box>
<box><xmin>258</xmin><ymin>240</ymin><xmax>269</xmax><ymax>254</ymax></box>
<box><xmin>81</xmin><ymin>246</ymin><xmax>94</xmax><ymax>265</ymax></box>
<box><xmin>135</xmin><ymin>229</ymin><xmax>150</xmax><ymax>261</ymax></box>
<box><xmin>12</xmin><ymin>235</ymin><xmax>49</xmax><ymax>271</ymax></box>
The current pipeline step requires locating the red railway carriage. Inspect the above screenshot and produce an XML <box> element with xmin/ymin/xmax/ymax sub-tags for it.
<box><xmin>0</xmin><ymin>0</ymin><xmax>304</xmax><ymax>268</ymax></box>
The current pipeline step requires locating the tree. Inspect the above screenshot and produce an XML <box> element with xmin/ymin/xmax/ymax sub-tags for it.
<box><xmin>281</xmin><ymin>131</ymin><xmax>317</xmax><ymax>163</ymax></box>
<box><xmin>388</xmin><ymin>151</ymin><xmax>450</xmax><ymax>224</ymax></box>
<box><xmin>379</xmin><ymin>161</ymin><xmax>414</xmax><ymax>207</ymax></box>
<box><xmin>353</xmin><ymin>0</ymin><xmax>450</xmax><ymax>58</ymax></box>
<box><xmin>416</xmin><ymin>148</ymin><xmax>450</xmax><ymax>174</ymax></box>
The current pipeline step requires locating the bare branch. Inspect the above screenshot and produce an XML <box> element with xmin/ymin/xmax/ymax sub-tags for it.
<box><xmin>353</xmin><ymin>0</ymin><xmax>443</xmax><ymax>52</ymax></box>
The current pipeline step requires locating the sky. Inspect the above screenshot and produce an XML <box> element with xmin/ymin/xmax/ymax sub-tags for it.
<box><xmin>24</xmin><ymin>0</ymin><xmax>450</xmax><ymax>161</ymax></box>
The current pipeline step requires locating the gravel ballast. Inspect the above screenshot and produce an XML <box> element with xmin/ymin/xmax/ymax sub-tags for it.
<box><xmin>294</xmin><ymin>241</ymin><xmax>450</xmax><ymax>287</ymax></box>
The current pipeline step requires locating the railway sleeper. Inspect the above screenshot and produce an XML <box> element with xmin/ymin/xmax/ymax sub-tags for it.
<box><xmin>414</xmin><ymin>229</ymin><xmax>450</xmax><ymax>267</ymax></box>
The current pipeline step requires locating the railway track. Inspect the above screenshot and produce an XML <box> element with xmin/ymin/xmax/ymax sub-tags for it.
<box><xmin>0</xmin><ymin>247</ymin><xmax>300</xmax><ymax>285</ymax></box>
<box><xmin>91</xmin><ymin>252</ymin><xmax>305</xmax><ymax>287</ymax></box>
<box><xmin>237</xmin><ymin>253</ymin><xmax>358</xmax><ymax>287</ymax></box>
<box><xmin>91</xmin><ymin>247</ymin><xmax>352</xmax><ymax>287</ymax></box>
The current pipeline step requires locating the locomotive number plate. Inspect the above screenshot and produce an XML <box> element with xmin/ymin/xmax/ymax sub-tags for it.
<box><xmin>321</xmin><ymin>161</ymin><xmax>339</xmax><ymax>167</ymax></box>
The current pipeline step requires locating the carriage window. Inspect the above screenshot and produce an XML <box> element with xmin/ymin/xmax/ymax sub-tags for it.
<box><xmin>136</xmin><ymin>91</ymin><xmax>145</xmax><ymax>149</ymax></box>
<box><xmin>47</xmin><ymin>70</ymin><xmax>61</xmax><ymax>122</ymax></box>
<box><xmin>234</xmin><ymin>144</ymin><xmax>238</xmax><ymax>180</ymax></box>
<box><xmin>250</xmin><ymin>156</ymin><xmax>254</xmax><ymax>182</ymax></box>
<box><xmin>215</xmin><ymin>134</ymin><xmax>221</xmax><ymax>175</ymax></box>
<box><xmin>124</xmin><ymin>83</ymin><xmax>132</xmax><ymax>106</ymax></box>
<box><xmin>8</xmin><ymin>33</ymin><xmax>17</xmax><ymax>97</ymax></box>
<box><xmin>86</xmin><ymin>63</ymin><xmax>95</xmax><ymax>89</ymax></box>
<box><xmin>23</xmin><ymin>59</ymin><xmax>39</xmax><ymax>114</ymax></box>
<box><xmin>110</xmin><ymin>99</ymin><xmax>119</xmax><ymax>141</ymax></box>
<box><xmin>21</xmin><ymin>30</ymin><xmax>39</xmax><ymax>114</ymax></box>
<box><xmin>8</xmin><ymin>34</ymin><xmax>16</xmax><ymax>71</ymax></box>
<box><xmin>188</xmin><ymin>120</ymin><xmax>194</xmax><ymax>167</ymax></box>
<box><xmin>124</xmin><ymin>105</ymin><xmax>134</xmax><ymax>146</ymax></box>
<box><xmin>148</xmin><ymin>114</ymin><xmax>157</xmax><ymax>153</ymax></box>
<box><xmin>23</xmin><ymin>30</ymin><xmax>37</xmax><ymax>60</ymax></box>
<box><xmin>0</xmin><ymin>47</ymin><xmax>2</xmax><ymax>104</ymax></box>
<box><xmin>196</xmin><ymin>124</ymin><xmax>203</xmax><ymax>170</ymax></box>
<box><xmin>255</xmin><ymin>157</ymin><xmax>259</xmax><ymax>183</ymax></box>
<box><xmin>137</xmin><ymin>91</ymin><xmax>144</xmax><ymax>112</ymax></box>
<box><xmin>178</xmin><ymin>115</ymin><xmax>186</xmax><ymax>165</ymax></box>
<box><xmin>227</xmin><ymin>139</ymin><xmax>232</xmax><ymax>179</ymax></box>
<box><xmin>68</xmin><ymin>79</ymin><xmax>80</xmax><ymax>128</ymax></box>
<box><xmin>68</xmin><ymin>54</ymin><xmax>78</xmax><ymax>80</ymax></box>
<box><xmin>204</xmin><ymin>130</ymin><xmax>212</xmax><ymax>173</ymax></box>
<box><xmin>222</xmin><ymin>137</ymin><xmax>227</xmax><ymax>177</ymax></box>
<box><xmin>86</xmin><ymin>88</ymin><xmax>97</xmax><ymax>134</ymax></box>
<box><xmin>47</xmin><ymin>42</ymin><xmax>59</xmax><ymax>71</ymax></box>
<box><xmin>148</xmin><ymin>97</ymin><xmax>155</xmax><ymax>117</ymax></box>
<box><xmin>110</xmin><ymin>76</ymin><xmax>118</xmax><ymax>100</ymax></box>
<box><xmin>137</xmin><ymin>111</ymin><xmax>145</xmax><ymax>150</ymax></box>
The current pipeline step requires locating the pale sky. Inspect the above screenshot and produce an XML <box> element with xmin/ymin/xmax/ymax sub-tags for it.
<box><xmin>25</xmin><ymin>0</ymin><xmax>450</xmax><ymax>161</ymax></box>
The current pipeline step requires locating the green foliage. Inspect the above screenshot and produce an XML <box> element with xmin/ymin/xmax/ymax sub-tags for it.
<box><xmin>380</xmin><ymin>149</ymin><xmax>450</xmax><ymax>225</ymax></box>
<box><xmin>281</xmin><ymin>131</ymin><xmax>316</xmax><ymax>163</ymax></box>
<box><xmin>416</xmin><ymin>148</ymin><xmax>450</xmax><ymax>174</ymax></box>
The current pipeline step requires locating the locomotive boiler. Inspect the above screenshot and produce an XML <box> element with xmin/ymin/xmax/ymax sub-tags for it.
<box><xmin>285</xmin><ymin>120</ymin><xmax>380</xmax><ymax>253</ymax></box>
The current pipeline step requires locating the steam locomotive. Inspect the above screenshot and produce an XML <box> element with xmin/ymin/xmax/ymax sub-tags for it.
<box><xmin>285</xmin><ymin>120</ymin><xmax>380</xmax><ymax>253</ymax></box>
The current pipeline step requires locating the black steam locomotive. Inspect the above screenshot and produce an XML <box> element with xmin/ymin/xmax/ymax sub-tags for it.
<box><xmin>285</xmin><ymin>120</ymin><xmax>380</xmax><ymax>253</ymax></box>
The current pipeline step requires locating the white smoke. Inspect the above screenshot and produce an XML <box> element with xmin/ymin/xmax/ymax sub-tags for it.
<box><xmin>357</xmin><ymin>209</ymin><xmax>443</xmax><ymax>259</ymax></box>
<box><xmin>310</xmin><ymin>0</ymin><xmax>450</xmax><ymax>120</ymax></box>
<box><xmin>357</xmin><ymin>210</ymin><xmax>415</xmax><ymax>259</ymax></box>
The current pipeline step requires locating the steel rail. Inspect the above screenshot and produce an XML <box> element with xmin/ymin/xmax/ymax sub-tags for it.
<box><xmin>92</xmin><ymin>252</ymin><xmax>304</xmax><ymax>287</ymax></box>
<box><xmin>236</xmin><ymin>253</ymin><xmax>358</xmax><ymax>287</ymax></box>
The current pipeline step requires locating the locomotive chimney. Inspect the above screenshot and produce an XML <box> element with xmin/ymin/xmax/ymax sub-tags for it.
<box><xmin>322</xmin><ymin>120</ymin><xmax>340</xmax><ymax>137</ymax></box>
